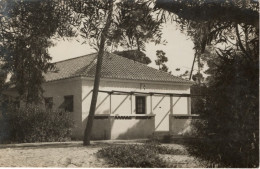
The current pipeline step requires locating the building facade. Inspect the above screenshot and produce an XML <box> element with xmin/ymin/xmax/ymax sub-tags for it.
<box><xmin>41</xmin><ymin>52</ymin><xmax>197</xmax><ymax>139</ymax></box>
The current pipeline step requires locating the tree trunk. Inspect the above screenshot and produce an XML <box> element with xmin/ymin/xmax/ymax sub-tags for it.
<box><xmin>83</xmin><ymin>1</ymin><xmax>113</xmax><ymax>146</ymax></box>
<box><xmin>189</xmin><ymin>52</ymin><xmax>196</xmax><ymax>80</ymax></box>
<box><xmin>197</xmin><ymin>50</ymin><xmax>201</xmax><ymax>86</ymax></box>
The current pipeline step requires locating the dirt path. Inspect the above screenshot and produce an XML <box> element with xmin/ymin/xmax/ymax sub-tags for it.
<box><xmin>0</xmin><ymin>142</ymin><xmax>110</xmax><ymax>167</ymax></box>
<box><xmin>0</xmin><ymin>140</ymin><xmax>206</xmax><ymax>168</ymax></box>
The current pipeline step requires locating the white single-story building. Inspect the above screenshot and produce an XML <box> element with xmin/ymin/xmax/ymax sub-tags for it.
<box><xmin>6</xmin><ymin>52</ymin><xmax>197</xmax><ymax>140</ymax></box>
<box><xmin>42</xmin><ymin>52</ymin><xmax>198</xmax><ymax>140</ymax></box>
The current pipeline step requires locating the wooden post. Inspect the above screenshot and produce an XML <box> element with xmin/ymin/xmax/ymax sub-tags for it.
<box><xmin>170</xmin><ymin>95</ymin><xmax>173</xmax><ymax>114</ymax></box>
<box><xmin>150</xmin><ymin>94</ymin><xmax>153</xmax><ymax>114</ymax></box>
<box><xmin>109</xmin><ymin>93</ymin><xmax>112</xmax><ymax>114</ymax></box>
<box><xmin>130</xmin><ymin>94</ymin><xmax>133</xmax><ymax>114</ymax></box>
<box><xmin>187</xmin><ymin>97</ymin><xmax>191</xmax><ymax>115</ymax></box>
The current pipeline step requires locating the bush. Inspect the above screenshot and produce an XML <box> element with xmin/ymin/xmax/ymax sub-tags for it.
<box><xmin>97</xmin><ymin>143</ymin><xmax>188</xmax><ymax>167</ymax></box>
<box><xmin>97</xmin><ymin>144</ymin><xmax>167</xmax><ymax>168</ymax></box>
<box><xmin>146</xmin><ymin>135</ymin><xmax>161</xmax><ymax>144</ymax></box>
<box><xmin>146</xmin><ymin>134</ymin><xmax>173</xmax><ymax>144</ymax></box>
<box><xmin>145</xmin><ymin>142</ymin><xmax>187</xmax><ymax>155</ymax></box>
<box><xmin>186</xmin><ymin>54</ymin><xmax>259</xmax><ymax>167</ymax></box>
<box><xmin>0</xmin><ymin>104</ymin><xmax>74</xmax><ymax>143</ymax></box>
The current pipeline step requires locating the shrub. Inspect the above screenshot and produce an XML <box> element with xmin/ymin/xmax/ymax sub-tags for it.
<box><xmin>97</xmin><ymin>143</ymin><xmax>188</xmax><ymax>167</ymax></box>
<box><xmin>147</xmin><ymin>134</ymin><xmax>172</xmax><ymax>144</ymax></box>
<box><xmin>144</xmin><ymin>143</ymin><xmax>187</xmax><ymax>155</ymax></box>
<box><xmin>0</xmin><ymin>104</ymin><xmax>74</xmax><ymax>143</ymax></box>
<box><xmin>186</xmin><ymin>54</ymin><xmax>259</xmax><ymax>167</ymax></box>
<box><xmin>97</xmin><ymin>144</ymin><xmax>167</xmax><ymax>168</ymax></box>
<box><xmin>146</xmin><ymin>135</ymin><xmax>161</xmax><ymax>145</ymax></box>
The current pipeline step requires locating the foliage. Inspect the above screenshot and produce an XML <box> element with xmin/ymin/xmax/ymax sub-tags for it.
<box><xmin>156</xmin><ymin>0</ymin><xmax>259</xmax><ymax>83</ymax></box>
<box><xmin>190</xmin><ymin>84</ymin><xmax>207</xmax><ymax>115</ymax></box>
<box><xmin>69</xmin><ymin>0</ymin><xmax>164</xmax><ymax>52</ymax></box>
<box><xmin>146</xmin><ymin>134</ymin><xmax>162</xmax><ymax>144</ymax></box>
<box><xmin>155</xmin><ymin>0</ymin><xmax>259</xmax><ymax>27</ymax></box>
<box><xmin>67</xmin><ymin>0</ymin><xmax>165</xmax><ymax>145</ymax></box>
<box><xmin>155</xmin><ymin>50</ymin><xmax>169</xmax><ymax>72</ymax></box>
<box><xmin>114</xmin><ymin>50</ymin><xmax>151</xmax><ymax>64</ymax></box>
<box><xmin>178</xmin><ymin>70</ymin><xmax>189</xmax><ymax>79</ymax></box>
<box><xmin>98</xmin><ymin>143</ymin><xmax>187</xmax><ymax>167</ymax></box>
<box><xmin>0</xmin><ymin>104</ymin><xmax>74</xmax><ymax>143</ymax></box>
<box><xmin>156</xmin><ymin>0</ymin><xmax>259</xmax><ymax>167</ymax></box>
<box><xmin>67</xmin><ymin>0</ymin><xmax>115</xmax><ymax>145</ymax></box>
<box><xmin>0</xmin><ymin>0</ymin><xmax>74</xmax><ymax>103</ymax></box>
<box><xmin>109</xmin><ymin>0</ymin><xmax>164</xmax><ymax>51</ymax></box>
<box><xmin>1</xmin><ymin>0</ymin><xmax>165</xmax><ymax>145</ymax></box>
<box><xmin>147</xmin><ymin>133</ymin><xmax>173</xmax><ymax>143</ymax></box>
<box><xmin>98</xmin><ymin>144</ymin><xmax>166</xmax><ymax>167</ymax></box>
<box><xmin>192</xmin><ymin>72</ymin><xmax>204</xmax><ymax>83</ymax></box>
<box><xmin>187</xmin><ymin>52</ymin><xmax>259</xmax><ymax>167</ymax></box>
<box><xmin>146</xmin><ymin>142</ymin><xmax>188</xmax><ymax>155</ymax></box>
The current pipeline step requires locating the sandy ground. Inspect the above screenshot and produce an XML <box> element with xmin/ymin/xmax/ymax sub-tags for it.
<box><xmin>0</xmin><ymin>140</ymin><xmax>206</xmax><ymax>168</ymax></box>
<box><xmin>0</xmin><ymin>141</ymin><xmax>110</xmax><ymax>167</ymax></box>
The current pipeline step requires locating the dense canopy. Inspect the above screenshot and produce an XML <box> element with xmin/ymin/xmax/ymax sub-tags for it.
<box><xmin>155</xmin><ymin>0</ymin><xmax>259</xmax><ymax>27</ymax></box>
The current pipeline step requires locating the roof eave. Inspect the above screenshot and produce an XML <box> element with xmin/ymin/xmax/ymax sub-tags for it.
<box><xmin>82</xmin><ymin>76</ymin><xmax>194</xmax><ymax>86</ymax></box>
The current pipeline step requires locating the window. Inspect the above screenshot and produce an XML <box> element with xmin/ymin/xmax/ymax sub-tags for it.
<box><xmin>64</xmin><ymin>95</ymin><xmax>73</xmax><ymax>112</ymax></box>
<box><xmin>135</xmin><ymin>96</ymin><xmax>146</xmax><ymax>114</ymax></box>
<box><xmin>44</xmin><ymin>97</ymin><xmax>53</xmax><ymax>110</ymax></box>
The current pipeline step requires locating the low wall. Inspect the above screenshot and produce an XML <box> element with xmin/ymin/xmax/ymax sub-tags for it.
<box><xmin>169</xmin><ymin>114</ymin><xmax>199</xmax><ymax>135</ymax></box>
<box><xmin>91</xmin><ymin>114</ymin><xmax>155</xmax><ymax>140</ymax></box>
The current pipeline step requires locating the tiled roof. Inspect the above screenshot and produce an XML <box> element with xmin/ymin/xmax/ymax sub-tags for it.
<box><xmin>44</xmin><ymin>52</ymin><xmax>193</xmax><ymax>84</ymax></box>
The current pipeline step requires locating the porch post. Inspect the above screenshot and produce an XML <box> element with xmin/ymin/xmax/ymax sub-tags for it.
<box><xmin>150</xmin><ymin>94</ymin><xmax>153</xmax><ymax>114</ymax></box>
<box><xmin>170</xmin><ymin>95</ymin><xmax>173</xmax><ymax>114</ymax></box>
<box><xmin>130</xmin><ymin>94</ymin><xmax>133</xmax><ymax>114</ymax></box>
<box><xmin>187</xmin><ymin>97</ymin><xmax>191</xmax><ymax>115</ymax></box>
<box><xmin>109</xmin><ymin>92</ymin><xmax>112</xmax><ymax>114</ymax></box>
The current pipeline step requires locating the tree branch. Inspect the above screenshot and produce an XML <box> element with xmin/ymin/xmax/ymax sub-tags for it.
<box><xmin>235</xmin><ymin>24</ymin><xmax>252</xmax><ymax>61</ymax></box>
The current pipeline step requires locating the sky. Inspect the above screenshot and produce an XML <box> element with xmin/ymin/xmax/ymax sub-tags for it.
<box><xmin>48</xmin><ymin>22</ymin><xmax>196</xmax><ymax>76</ymax></box>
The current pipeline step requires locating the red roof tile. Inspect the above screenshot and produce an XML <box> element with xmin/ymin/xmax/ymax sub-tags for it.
<box><xmin>44</xmin><ymin>52</ymin><xmax>193</xmax><ymax>84</ymax></box>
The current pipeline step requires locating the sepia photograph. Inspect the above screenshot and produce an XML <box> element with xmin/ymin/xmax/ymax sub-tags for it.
<box><xmin>0</xmin><ymin>0</ymin><xmax>259</xmax><ymax>168</ymax></box>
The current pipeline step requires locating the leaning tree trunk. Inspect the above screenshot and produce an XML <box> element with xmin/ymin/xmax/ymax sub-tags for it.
<box><xmin>189</xmin><ymin>52</ymin><xmax>196</xmax><ymax>80</ymax></box>
<box><xmin>83</xmin><ymin>1</ymin><xmax>113</xmax><ymax>146</ymax></box>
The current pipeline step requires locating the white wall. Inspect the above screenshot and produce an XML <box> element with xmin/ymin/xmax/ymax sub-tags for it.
<box><xmin>42</xmin><ymin>77</ymin><xmax>82</xmax><ymax>138</ymax></box>
<box><xmin>82</xmin><ymin>79</ymin><xmax>190</xmax><ymax>115</ymax></box>
<box><xmin>91</xmin><ymin>116</ymin><xmax>155</xmax><ymax>140</ymax></box>
<box><xmin>42</xmin><ymin>77</ymin><xmax>191</xmax><ymax>139</ymax></box>
<box><xmin>82</xmin><ymin>78</ymin><xmax>191</xmax><ymax>135</ymax></box>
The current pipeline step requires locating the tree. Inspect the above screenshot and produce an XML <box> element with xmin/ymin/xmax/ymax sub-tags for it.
<box><xmin>67</xmin><ymin>0</ymin><xmax>114</xmax><ymax>145</ymax></box>
<box><xmin>114</xmin><ymin>50</ymin><xmax>151</xmax><ymax>64</ymax></box>
<box><xmin>155</xmin><ymin>50</ymin><xmax>168</xmax><ymax>72</ymax></box>
<box><xmin>83</xmin><ymin>1</ymin><xmax>113</xmax><ymax>146</ymax></box>
<box><xmin>156</xmin><ymin>0</ymin><xmax>258</xmax><ymax>85</ymax></box>
<box><xmin>109</xmin><ymin>0</ymin><xmax>164</xmax><ymax>51</ymax></box>
<box><xmin>155</xmin><ymin>0</ymin><xmax>259</xmax><ymax>167</ymax></box>
<box><xmin>178</xmin><ymin>70</ymin><xmax>189</xmax><ymax>79</ymax></box>
<box><xmin>193</xmin><ymin>51</ymin><xmax>259</xmax><ymax>167</ymax></box>
<box><xmin>0</xmin><ymin>0</ymin><xmax>74</xmax><ymax>104</ymax></box>
<box><xmin>67</xmin><ymin>0</ymin><xmax>164</xmax><ymax>145</ymax></box>
<box><xmin>110</xmin><ymin>0</ymin><xmax>164</xmax><ymax>66</ymax></box>
<box><xmin>155</xmin><ymin>0</ymin><xmax>259</xmax><ymax>27</ymax></box>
